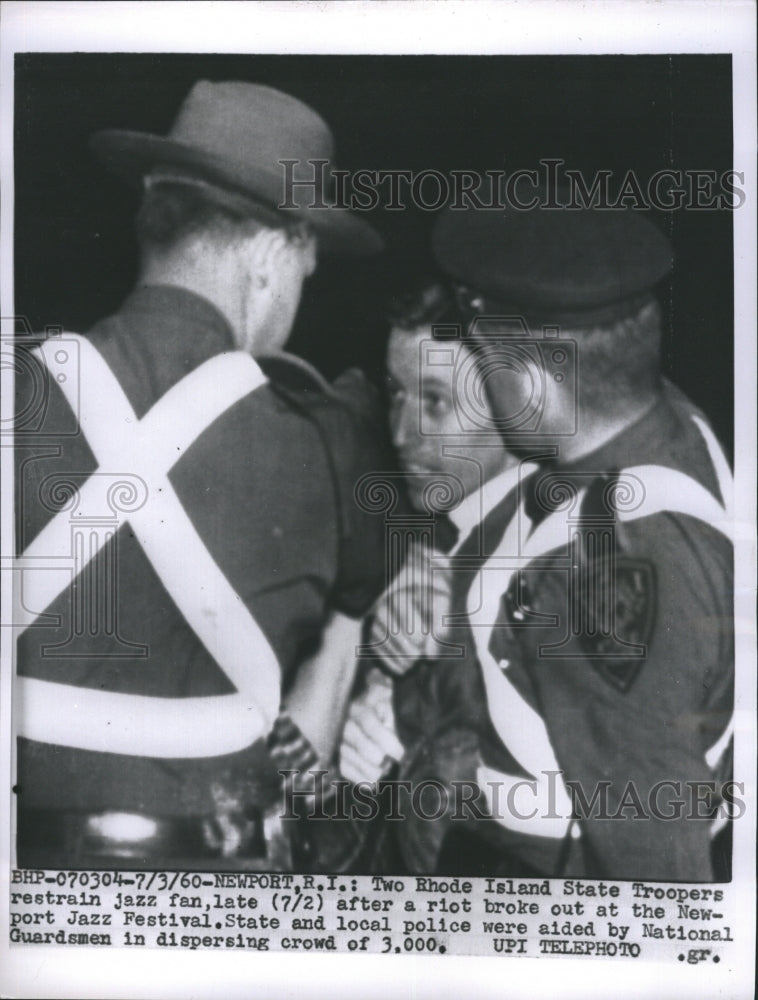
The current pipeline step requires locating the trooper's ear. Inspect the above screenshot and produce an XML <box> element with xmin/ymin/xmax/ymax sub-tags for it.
<box><xmin>285</xmin><ymin>220</ymin><xmax>317</xmax><ymax>276</ymax></box>
<box><xmin>302</xmin><ymin>231</ymin><xmax>317</xmax><ymax>276</ymax></box>
<box><xmin>245</xmin><ymin>223</ymin><xmax>316</xmax><ymax>282</ymax></box>
<box><xmin>234</xmin><ymin>226</ymin><xmax>285</xmax><ymax>293</ymax></box>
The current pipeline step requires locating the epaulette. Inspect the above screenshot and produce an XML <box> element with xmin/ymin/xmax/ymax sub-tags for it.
<box><xmin>260</xmin><ymin>351</ymin><xmax>386</xmax><ymax>434</ymax></box>
<box><xmin>257</xmin><ymin>351</ymin><xmax>337</xmax><ymax>399</ymax></box>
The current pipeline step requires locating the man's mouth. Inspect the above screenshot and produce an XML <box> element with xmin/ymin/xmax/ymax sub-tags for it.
<box><xmin>399</xmin><ymin>462</ymin><xmax>435</xmax><ymax>475</ymax></box>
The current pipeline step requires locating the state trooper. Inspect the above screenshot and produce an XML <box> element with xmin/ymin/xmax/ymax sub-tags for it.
<box><xmin>426</xmin><ymin>204</ymin><xmax>734</xmax><ymax>881</ymax></box>
<box><xmin>13</xmin><ymin>81</ymin><xmax>388</xmax><ymax>869</ymax></box>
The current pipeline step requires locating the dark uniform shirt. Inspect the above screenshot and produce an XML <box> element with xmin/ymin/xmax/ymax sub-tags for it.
<box><xmin>294</xmin><ymin>385</ymin><xmax>733</xmax><ymax>882</ymax></box>
<box><xmin>475</xmin><ymin>385</ymin><xmax>733</xmax><ymax>881</ymax></box>
<box><xmin>389</xmin><ymin>482</ymin><xmax>523</xmax><ymax>873</ymax></box>
<box><xmin>300</xmin><ymin>473</ymin><xmax>523</xmax><ymax>875</ymax></box>
<box><xmin>15</xmin><ymin>285</ymin><xmax>387</xmax><ymax>823</ymax></box>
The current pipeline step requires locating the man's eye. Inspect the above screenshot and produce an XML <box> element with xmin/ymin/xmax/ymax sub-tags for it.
<box><xmin>423</xmin><ymin>392</ymin><xmax>450</xmax><ymax>416</ymax></box>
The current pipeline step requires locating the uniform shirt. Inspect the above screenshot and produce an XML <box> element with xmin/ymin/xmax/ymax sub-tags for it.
<box><xmin>478</xmin><ymin>384</ymin><xmax>733</xmax><ymax>881</ymax></box>
<box><xmin>290</xmin><ymin>466</ymin><xmax>526</xmax><ymax>874</ymax></box>
<box><xmin>15</xmin><ymin>285</ymin><xmax>387</xmax><ymax>819</ymax></box>
<box><xmin>381</xmin><ymin>466</ymin><xmax>526</xmax><ymax>873</ymax></box>
<box><xmin>393</xmin><ymin>464</ymin><xmax>526</xmax><ymax>746</ymax></box>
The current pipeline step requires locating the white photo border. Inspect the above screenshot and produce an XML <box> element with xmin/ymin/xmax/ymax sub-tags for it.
<box><xmin>1</xmin><ymin>3</ymin><xmax>755</xmax><ymax>999</ymax></box>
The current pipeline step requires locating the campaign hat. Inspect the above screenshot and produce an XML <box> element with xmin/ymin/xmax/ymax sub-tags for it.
<box><xmin>90</xmin><ymin>80</ymin><xmax>383</xmax><ymax>256</ymax></box>
<box><xmin>432</xmin><ymin>203</ymin><xmax>673</xmax><ymax>328</ymax></box>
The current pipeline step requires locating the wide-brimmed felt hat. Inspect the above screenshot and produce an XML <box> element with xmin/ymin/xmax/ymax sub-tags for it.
<box><xmin>90</xmin><ymin>80</ymin><xmax>383</xmax><ymax>256</ymax></box>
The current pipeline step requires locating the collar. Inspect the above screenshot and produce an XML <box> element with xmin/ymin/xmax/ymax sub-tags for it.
<box><xmin>85</xmin><ymin>285</ymin><xmax>241</xmax><ymax>420</ymax></box>
<box><xmin>448</xmin><ymin>463</ymin><xmax>524</xmax><ymax>550</ymax></box>
<box><xmin>550</xmin><ymin>385</ymin><xmax>710</xmax><ymax>479</ymax></box>
<box><xmin>524</xmin><ymin>385</ymin><xmax>723</xmax><ymax>526</ymax></box>
<box><xmin>119</xmin><ymin>283</ymin><xmax>237</xmax><ymax>353</ymax></box>
<box><xmin>554</xmin><ymin>396</ymin><xmax>665</xmax><ymax>476</ymax></box>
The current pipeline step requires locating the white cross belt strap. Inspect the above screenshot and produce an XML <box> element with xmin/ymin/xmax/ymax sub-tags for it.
<box><xmin>15</xmin><ymin>334</ymin><xmax>281</xmax><ymax>759</ymax></box>
<box><xmin>474</xmin><ymin>417</ymin><xmax>734</xmax><ymax>839</ymax></box>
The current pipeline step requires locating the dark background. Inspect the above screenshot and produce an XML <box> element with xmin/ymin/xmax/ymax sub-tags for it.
<box><xmin>14</xmin><ymin>54</ymin><xmax>734</xmax><ymax>454</ymax></box>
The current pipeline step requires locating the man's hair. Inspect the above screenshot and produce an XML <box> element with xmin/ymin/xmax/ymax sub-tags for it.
<box><xmin>388</xmin><ymin>283</ymin><xmax>662</xmax><ymax>422</ymax></box>
<box><xmin>386</xmin><ymin>282</ymin><xmax>510</xmax><ymax>424</ymax></box>
<box><xmin>135</xmin><ymin>179</ymin><xmax>300</xmax><ymax>255</ymax></box>
<box><xmin>388</xmin><ymin>281</ymin><xmax>466</xmax><ymax>331</ymax></box>
<box><xmin>567</xmin><ymin>298</ymin><xmax>663</xmax><ymax>415</ymax></box>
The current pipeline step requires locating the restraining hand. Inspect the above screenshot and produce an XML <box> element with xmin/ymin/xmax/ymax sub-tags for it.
<box><xmin>339</xmin><ymin>668</ymin><xmax>405</xmax><ymax>784</ymax></box>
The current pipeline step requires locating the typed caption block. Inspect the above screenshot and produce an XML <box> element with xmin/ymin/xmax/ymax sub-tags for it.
<box><xmin>9</xmin><ymin>871</ymin><xmax>735</xmax><ymax>964</ymax></box>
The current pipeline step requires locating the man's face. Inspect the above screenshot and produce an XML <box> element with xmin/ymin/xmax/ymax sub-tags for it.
<box><xmin>386</xmin><ymin>326</ymin><xmax>510</xmax><ymax>511</ymax></box>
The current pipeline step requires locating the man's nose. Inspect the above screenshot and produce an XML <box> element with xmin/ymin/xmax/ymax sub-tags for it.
<box><xmin>390</xmin><ymin>402</ymin><xmax>414</xmax><ymax>449</ymax></box>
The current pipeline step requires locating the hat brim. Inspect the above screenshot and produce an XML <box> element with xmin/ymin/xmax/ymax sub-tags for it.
<box><xmin>90</xmin><ymin>129</ymin><xmax>384</xmax><ymax>256</ymax></box>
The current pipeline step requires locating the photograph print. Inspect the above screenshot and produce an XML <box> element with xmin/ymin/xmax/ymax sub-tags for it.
<box><xmin>10</xmin><ymin>51</ymin><xmax>737</xmax><ymax>884</ymax></box>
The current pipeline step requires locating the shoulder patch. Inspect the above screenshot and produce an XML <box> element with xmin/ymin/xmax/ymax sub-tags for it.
<box><xmin>582</xmin><ymin>557</ymin><xmax>657</xmax><ymax>693</ymax></box>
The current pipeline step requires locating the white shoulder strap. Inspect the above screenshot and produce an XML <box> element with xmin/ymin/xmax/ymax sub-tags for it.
<box><xmin>16</xmin><ymin>334</ymin><xmax>282</xmax><ymax>758</ymax></box>
<box><xmin>616</xmin><ymin>412</ymin><xmax>734</xmax><ymax>541</ymax></box>
<box><xmin>473</xmin><ymin>416</ymin><xmax>734</xmax><ymax>838</ymax></box>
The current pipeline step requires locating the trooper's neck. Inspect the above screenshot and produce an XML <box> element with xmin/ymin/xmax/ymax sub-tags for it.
<box><xmin>554</xmin><ymin>395</ymin><xmax>659</xmax><ymax>465</ymax></box>
<box><xmin>138</xmin><ymin>236</ymin><xmax>256</xmax><ymax>349</ymax></box>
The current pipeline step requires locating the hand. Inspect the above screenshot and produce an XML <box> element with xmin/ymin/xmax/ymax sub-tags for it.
<box><xmin>339</xmin><ymin>669</ymin><xmax>405</xmax><ymax>784</ymax></box>
<box><xmin>202</xmin><ymin>779</ymin><xmax>260</xmax><ymax>858</ymax></box>
<box><xmin>367</xmin><ymin>538</ymin><xmax>452</xmax><ymax>674</ymax></box>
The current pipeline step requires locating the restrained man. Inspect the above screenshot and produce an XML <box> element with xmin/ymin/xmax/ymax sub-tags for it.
<box><xmin>303</xmin><ymin>283</ymin><xmax>531</xmax><ymax>874</ymax></box>
<box><xmin>426</xmin><ymin>205</ymin><xmax>734</xmax><ymax>881</ymax></box>
<box><xmin>14</xmin><ymin>81</ymin><xmax>387</xmax><ymax>869</ymax></box>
